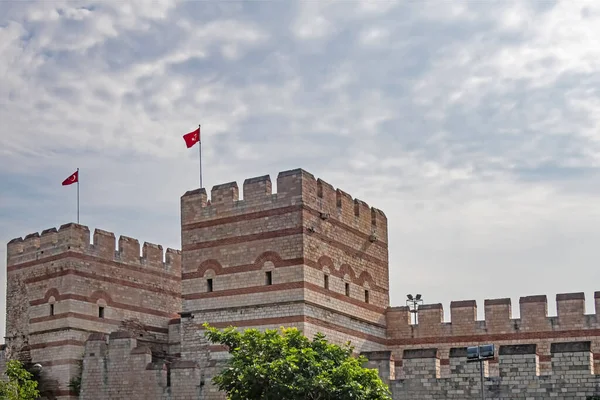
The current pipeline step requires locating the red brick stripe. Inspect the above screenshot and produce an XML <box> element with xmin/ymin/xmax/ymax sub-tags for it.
<box><xmin>181</xmin><ymin>204</ymin><xmax>387</xmax><ymax>249</ymax></box>
<box><xmin>183</xmin><ymin>223</ymin><xmax>386</xmax><ymax>267</ymax></box>
<box><xmin>388</xmin><ymin>329</ymin><xmax>600</xmax><ymax>346</ymax></box>
<box><xmin>29</xmin><ymin>339</ymin><xmax>85</xmax><ymax>350</ymax></box>
<box><xmin>182</xmin><ymin>227</ymin><xmax>304</xmax><ymax>251</ymax></box>
<box><xmin>198</xmin><ymin>314</ymin><xmax>387</xmax><ymax>345</ymax></box>
<box><xmin>30</xmin><ymin>293</ymin><xmax>176</xmax><ymax>318</ymax></box>
<box><xmin>183</xmin><ymin>256</ymin><xmax>387</xmax><ymax>293</ymax></box>
<box><xmin>208</xmin><ymin>315</ymin><xmax>305</xmax><ymax>328</ymax></box>
<box><xmin>302</xmin><ymin>206</ymin><xmax>387</xmax><ymax>248</ymax></box>
<box><xmin>183</xmin><ymin>280</ymin><xmax>386</xmax><ymax>313</ymax></box>
<box><xmin>183</xmin><ymin>281</ymin><xmax>304</xmax><ymax>300</ymax></box>
<box><xmin>307</xmin><ymin>230</ymin><xmax>387</xmax><ymax>268</ymax></box>
<box><xmin>181</xmin><ymin>257</ymin><xmax>305</xmax><ymax>280</ymax></box>
<box><xmin>182</xmin><ymin>205</ymin><xmax>301</xmax><ymax>230</ymax></box>
<box><xmin>304</xmin><ymin>315</ymin><xmax>387</xmax><ymax>344</ymax></box>
<box><xmin>8</xmin><ymin>251</ymin><xmax>180</xmax><ymax>281</ymax></box>
<box><xmin>188</xmin><ymin>299</ymin><xmax>385</xmax><ymax>329</ymax></box>
<box><xmin>29</xmin><ymin>312</ymin><xmax>169</xmax><ymax>334</ymax></box>
<box><xmin>24</xmin><ymin>269</ymin><xmax>179</xmax><ymax>298</ymax></box>
<box><xmin>28</xmin><ymin>326</ymin><xmax>101</xmax><ymax>336</ymax></box>
<box><xmin>305</xmin><ymin>282</ymin><xmax>386</xmax><ymax>313</ymax></box>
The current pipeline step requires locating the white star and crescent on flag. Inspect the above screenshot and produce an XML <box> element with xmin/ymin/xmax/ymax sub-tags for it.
<box><xmin>183</xmin><ymin>127</ymin><xmax>201</xmax><ymax>148</ymax></box>
<box><xmin>62</xmin><ymin>171</ymin><xmax>78</xmax><ymax>186</ymax></box>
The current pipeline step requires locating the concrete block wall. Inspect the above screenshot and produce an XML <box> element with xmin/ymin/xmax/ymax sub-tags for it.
<box><xmin>386</xmin><ymin>292</ymin><xmax>600</xmax><ymax>377</ymax></box>
<box><xmin>5</xmin><ymin>223</ymin><xmax>181</xmax><ymax>399</ymax></box>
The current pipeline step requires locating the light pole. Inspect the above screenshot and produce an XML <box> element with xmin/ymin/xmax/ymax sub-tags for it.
<box><xmin>406</xmin><ymin>294</ymin><xmax>423</xmax><ymax>324</ymax></box>
<box><xmin>466</xmin><ymin>344</ymin><xmax>494</xmax><ymax>400</ymax></box>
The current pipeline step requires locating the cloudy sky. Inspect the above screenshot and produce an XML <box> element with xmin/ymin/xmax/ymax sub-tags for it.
<box><xmin>2</xmin><ymin>0</ymin><xmax>600</xmax><ymax>339</ymax></box>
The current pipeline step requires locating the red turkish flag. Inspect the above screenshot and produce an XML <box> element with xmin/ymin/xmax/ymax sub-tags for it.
<box><xmin>62</xmin><ymin>171</ymin><xmax>78</xmax><ymax>186</ymax></box>
<box><xmin>183</xmin><ymin>127</ymin><xmax>200</xmax><ymax>148</ymax></box>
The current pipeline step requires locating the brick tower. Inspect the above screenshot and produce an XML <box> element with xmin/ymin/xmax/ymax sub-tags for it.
<box><xmin>177</xmin><ymin>168</ymin><xmax>389</xmax><ymax>391</ymax></box>
<box><xmin>5</xmin><ymin>223</ymin><xmax>181</xmax><ymax>399</ymax></box>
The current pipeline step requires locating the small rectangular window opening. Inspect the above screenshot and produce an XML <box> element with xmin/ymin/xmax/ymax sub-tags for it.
<box><xmin>50</xmin><ymin>304</ymin><xmax>54</xmax><ymax>316</ymax></box>
<box><xmin>265</xmin><ymin>271</ymin><xmax>273</xmax><ymax>286</ymax></box>
<box><xmin>324</xmin><ymin>274</ymin><xmax>329</xmax><ymax>290</ymax></box>
<box><xmin>365</xmin><ymin>290</ymin><xmax>369</xmax><ymax>303</ymax></box>
<box><xmin>345</xmin><ymin>283</ymin><xmax>350</xmax><ymax>296</ymax></box>
<box><xmin>98</xmin><ymin>306</ymin><xmax>105</xmax><ymax>319</ymax></box>
<box><xmin>207</xmin><ymin>278</ymin><xmax>213</xmax><ymax>292</ymax></box>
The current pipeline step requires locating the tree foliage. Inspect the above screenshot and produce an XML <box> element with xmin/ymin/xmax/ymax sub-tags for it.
<box><xmin>203</xmin><ymin>323</ymin><xmax>392</xmax><ymax>400</ymax></box>
<box><xmin>0</xmin><ymin>359</ymin><xmax>40</xmax><ymax>400</ymax></box>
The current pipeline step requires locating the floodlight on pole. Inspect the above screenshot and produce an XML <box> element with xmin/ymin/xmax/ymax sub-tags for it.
<box><xmin>406</xmin><ymin>294</ymin><xmax>424</xmax><ymax>325</ymax></box>
<box><xmin>466</xmin><ymin>344</ymin><xmax>495</xmax><ymax>400</ymax></box>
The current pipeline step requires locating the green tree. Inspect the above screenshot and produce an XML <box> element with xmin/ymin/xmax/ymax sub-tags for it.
<box><xmin>204</xmin><ymin>323</ymin><xmax>392</xmax><ymax>400</ymax></box>
<box><xmin>0</xmin><ymin>359</ymin><xmax>40</xmax><ymax>400</ymax></box>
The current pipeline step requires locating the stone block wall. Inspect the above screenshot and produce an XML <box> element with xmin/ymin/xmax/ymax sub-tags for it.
<box><xmin>178</xmin><ymin>168</ymin><xmax>390</xmax><ymax>397</ymax></box>
<box><xmin>361</xmin><ymin>341</ymin><xmax>600</xmax><ymax>399</ymax></box>
<box><xmin>387</xmin><ymin>292</ymin><xmax>600</xmax><ymax>377</ymax></box>
<box><xmin>80</xmin><ymin>332</ymin><xmax>167</xmax><ymax>400</ymax></box>
<box><xmin>5</xmin><ymin>223</ymin><xmax>181</xmax><ymax>399</ymax></box>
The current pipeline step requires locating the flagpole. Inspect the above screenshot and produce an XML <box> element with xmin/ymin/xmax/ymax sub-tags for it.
<box><xmin>77</xmin><ymin>168</ymin><xmax>80</xmax><ymax>224</ymax></box>
<box><xmin>198</xmin><ymin>124</ymin><xmax>203</xmax><ymax>188</ymax></box>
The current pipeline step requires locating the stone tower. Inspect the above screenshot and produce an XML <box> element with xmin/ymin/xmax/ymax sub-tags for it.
<box><xmin>176</xmin><ymin>168</ymin><xmax>389</xmax><ymax>393</ymax></box>
<box><xmin>5</xmin><ymin>223</ymin><xmax>181</xmax><ymax>399</ymax></box>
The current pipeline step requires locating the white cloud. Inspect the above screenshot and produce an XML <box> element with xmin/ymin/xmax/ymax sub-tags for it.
<box><xmin>2</xmin><ymin>0</ymin><xmax>600</xmax><ymax>337</ymax></box>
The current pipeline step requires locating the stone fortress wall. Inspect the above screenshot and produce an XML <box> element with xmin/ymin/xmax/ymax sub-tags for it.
<box><xmin>3</xmin><ymin>167</ymin><xmax>600</xmax><ymax>399</ymax></box>
<box><xmin>176</xmin><ymin>168</ymin><xmax>390</xmax><ymax>398</ymax></box>
<box><xmin>4</xmin><ymin>223</ymin><xmax>181</xmax><ymax>398</ymax></box>
<box><xmin>387</xmin><ymin>292</ymin><xmax>600</xmax><ymax>378</ymax></box>
<box><xmin>364</xmin><ymin>340</ymin><xmax>600</xmax><ymax>399</ymax></box>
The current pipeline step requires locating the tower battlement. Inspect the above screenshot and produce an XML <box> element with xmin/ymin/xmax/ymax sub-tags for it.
<box><xmin>7</xmin><ymin>223</ymin><xmax>181</xmax><ymax>274</ymax></box>
<box><xmin>180</xmin><ymin>168</ymin><xmax>387</xmax><ymax>242</ymax></box>
<box><xmin>387</xmin><ymin>292</ymin><xmax>600</xmax><ymax>340</ymax></box>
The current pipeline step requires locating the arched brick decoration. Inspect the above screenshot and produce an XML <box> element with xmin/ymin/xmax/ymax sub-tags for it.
<box><xmin>338</xmin><ymin>264</ymin><xmax>357</xmax><ymax>281</ymax></box>
<box><xmin>317</xmin><ymin>255</ymin><xmax>334</xmax><ymax>270</ymax></box>
<box><xmin>43</xmin><ymin>288</ymin><xmax>60</xmax><ymax>302</ymax></box>
<box><xmin>90</xmin><ymin>290</ymin><xmax>113</xmax><ymax>305</ymax></box>
<box><xmin>315</xmin><ymin>256</ymin><xmax>381</xmax><ymax>292</ymax></box>
<box><xmin>254</xmin><ymin>251</ymin><xmax>283</xmax><ymax>268</ymax></box>
<box><xmin>197</xmin><ymin>259</ymin><xmax>223</xmax><ymax>276</ymax></box>
<box><xmin>357</xmin><ymin>271</ymin><xmax>375</xmax><ymax>287</ymax></box>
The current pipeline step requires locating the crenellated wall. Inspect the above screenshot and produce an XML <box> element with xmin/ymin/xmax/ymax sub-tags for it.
<box><xmin>6</xmin><ymin>166</ymin><xmax>600</xmax><ymax>400</ymax></box>
<box><xmin>179</xmin><ymin>168</ymin><xmax>389</xmax><ymax>397</ymax></box>
<box><xmin>5</xmin><ymin>223</ymin><xmax>181</xmax><ymax>400</ymax></box>
<box><xmin>387</xmin><ymin>292</ymin><xmax>600</xmax><ymax>377</ymax></box>
<box><xmin>361</xmin><ymin>340</ymin><xmax>600</xmax><ymax>399</ymax></box>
